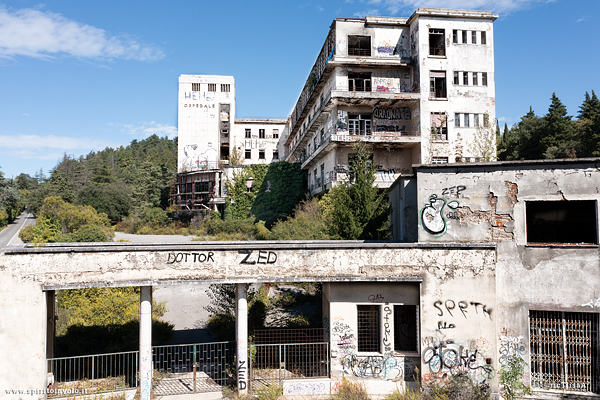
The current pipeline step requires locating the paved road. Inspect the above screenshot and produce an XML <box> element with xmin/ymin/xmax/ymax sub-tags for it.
<box><xmin>0</xmin><ymin>211</ymin><xmax>34</xmax><ymax>251</ymax></box>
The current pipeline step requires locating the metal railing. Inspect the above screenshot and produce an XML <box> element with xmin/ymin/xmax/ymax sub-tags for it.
<box><xmin>250</xmin><ymin>342</ymin><xmax>329</xmax><ymax>391</ymax></box>
<box><xmin>153</xmin><ymin>341</ymin><xmax>234</xmax><ymax>396</ymax></box>
<box><xmin>47</xmin><ymin>351</ymin><xmax>138</xmax><ymax>398</ymax></box>
<box><xmin>254</xmin><ymin>328</ymin><xmax>325</xmax><ymax>344</ymax></box>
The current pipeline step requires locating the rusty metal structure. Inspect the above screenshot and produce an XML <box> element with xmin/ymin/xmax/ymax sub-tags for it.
<box><xmin>170</xmin><ymin>170</ymin><xmax>223</xmax><ymax>213</ymax></box>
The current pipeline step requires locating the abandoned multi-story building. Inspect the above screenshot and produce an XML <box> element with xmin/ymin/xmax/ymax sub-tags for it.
<box><xmin>172</xmin><ymin>74</ymin><xmax>286</xmax><ymax>213</ymax></box>
<box><xmin>283</xmin><ymin>9</ymin><xmax>497</xmax><ymax>195</ymax></box>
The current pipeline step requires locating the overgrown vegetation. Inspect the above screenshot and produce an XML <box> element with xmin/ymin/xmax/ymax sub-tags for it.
<box><xmin>0</xmin><ymin>167</ymin><xmax>28</xmax><ymax>229</ymax></box>
<box><xmin>498</xmin><ymin>91</ymin><xmax>600</xmax><ymax>160</ymax></box>
<box><xmin>499</xmin><ymin>356</ymin><xmax>532</xmax><ymax>400</ymax></box>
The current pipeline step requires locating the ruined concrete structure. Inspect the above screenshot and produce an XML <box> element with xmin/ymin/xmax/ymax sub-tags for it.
<box><xmin>283</xmin><ymin>9</ymin><xmax>497</xmax><ymax>195</ymax></box>
<box><xmin>2</xmin><ymin>159</ymin><xmax>600</xmax><ymax>399</ymax></box>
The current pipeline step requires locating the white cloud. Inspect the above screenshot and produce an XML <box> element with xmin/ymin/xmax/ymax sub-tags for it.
<box><xmin>354</xmin><ymin>9</ymin><xmax>381</xmax><ymax>17</ymax></box>
<box><xmin>116</xmin><ymin>121</ymin><xmax>178</xmax><ymax>139</ymax></box>
<box><xmin>0</xmin><ymin>134</ymin><xmax>118</xmax><ymax>152</ymax></box>
<box><xmin>0</xmin><ymin>6</ymin><xmax>164</xmax><ymax>61</ymax></box>
<box><xmin>363</xmin><ymin>0</ymin><xmax>555</xmax><ymax>15</ymax></box>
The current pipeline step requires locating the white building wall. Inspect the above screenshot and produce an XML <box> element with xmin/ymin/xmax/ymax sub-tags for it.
<box><xmin>178</xmin><ymin>74</ymin><xmax>235</xmax><ymax>172</ymax></box>
<box><xmin>233</xmin><ymin>119</ymin><xmax>287</xmax><ymax>165</ymax></box>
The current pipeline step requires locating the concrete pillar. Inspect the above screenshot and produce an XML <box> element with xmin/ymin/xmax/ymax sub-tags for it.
<box><xmin>139</xmin><ymin>286</ymin><xmax>152</xmax><ymax>400</ymax></box>
<box><xmin>236</xmin><ymin>283</ymin><xmax>248</xmax><ymax>394</ymax></box>
<box><xmin>45</xmin><ymin>290</ymin><xmax>55</xmax><ymax>359</ymax></box>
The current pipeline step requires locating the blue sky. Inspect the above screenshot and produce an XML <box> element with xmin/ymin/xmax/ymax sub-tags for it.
<box><xmin>0</xmin><ymin>0</ymin><xmax>598</xmax><ymax>179</ymax></box>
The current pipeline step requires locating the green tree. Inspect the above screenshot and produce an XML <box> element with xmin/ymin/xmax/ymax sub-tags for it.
<box><xmin>540</xmin><ymin>93</ymin><xmax>576</xmax><ymax>158</ymax></box>
<box><xmin>469</xmin><ymin>113</ymin><xmax>497</xmax><ymax>161</ymax></box>
<box><xmin>76</xmin><ymin>182</ymin><xmax>132</xmax><ymax>221</ymax></box>
<box><xmin>321</xmin><ymin>143</ymin><xmax>389</xmax><ymax>240</ymax></box>
<box><xmin>268</xmin><ymin>198</ymin><xmax>331</xmax><ymax>240</ymax></box>
<box><xmin>576</xmin><ymin>91</ymin><xmax>600</xmax><ymax>157</ymax></box>
<box><xmin>499</xmin><ymin>356</ymin><xmax>533</xmax><ymax>400</ymax></box>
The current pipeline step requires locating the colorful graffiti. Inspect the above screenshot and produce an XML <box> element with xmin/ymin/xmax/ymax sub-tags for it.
<box><xmin>420</xmin><ymin>194</ymin><xmax>460</xmax><ymax>236</ymax></box>
<box><xmin>422</xmin><ymin>338</ymin><xmax>495</xmax><ymax>383</ymax></box>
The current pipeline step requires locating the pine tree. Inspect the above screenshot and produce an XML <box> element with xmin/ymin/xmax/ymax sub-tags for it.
<box><xmin>576</xmin><ymin>91</ymin><xmax>600</xmax><ymax>157</ymax></box>
<box><xmin>540</xmin><ymin>93</ymin><xmax>576</xmax><ymax>158</ymax></box>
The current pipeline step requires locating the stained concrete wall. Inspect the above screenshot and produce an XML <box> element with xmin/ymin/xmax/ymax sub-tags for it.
<box><xmin>414</xmin><ymin>159</ymin><xmax>600</xmax><ymax>397</ymax></box>
<box><xmin>0</xmin><ymin>242</ymin><xmax>494</xmax><ymax>399</ymax></box>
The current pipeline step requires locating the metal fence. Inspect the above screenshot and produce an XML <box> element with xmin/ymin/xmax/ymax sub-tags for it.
<box><xmin>250</xmin><ymin>342</ymin><xmax>329</xmax><ymax>392</ymax></box>
<box><xmin>153</xmin><ymin>341</ymin><xmax>234</xmax><ymax>396</ymax></box>
<box><xmin>254</xmin><ymin>328</ymin><xmax>325</xmax><ymax>344</ymax></box>
<box><xmin>47</xmin><ymin>351</ymin><xmax>138</xmax><ymax>398</ymax></box>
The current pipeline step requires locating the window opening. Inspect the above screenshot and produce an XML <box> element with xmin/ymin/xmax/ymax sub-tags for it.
<box><xmin>358</xmin><ymin>305</ymin><xmax>380</xmax><ymax>352</ymax></box>
<box><xmin>464</xmin><ymin>113</ymin><xmax>470</xmax><ymax>127</ymax></box>
<box><xmin>529</xmin><ymin>310</ymin><xmax>599</xmax><ymax>393</ymax></box>
<box><xmin>472</xmin><ymin>31</ymin><xmax>477</xmax><ymax>44</ymax></box>
<box><xmin>431</xmin><ymin>112</ymin><xmax>448</xmax><ymax>140</ymax></box>
<box><xmin>245</xmin><ymin>129</ymin><xmax>251</xmax><ymax>138</ymax></box>
<box><xmin>429</xmin><ymin>29</ymin><xmax>445</xmax><ymax>56</ymax></box>
<box><xmin>244</xmin><ymin>149</ymin><xmax>251</xmax><ymax>159</ymax></box>
<box><xmin>454</xmin><ymin>71</ymin><xmax>459</xmax><ymax>85</ymax></box>
<box><xmin>272</xmin><ymin>129</ymin><xmax>279</xmax><ymax>139</ymax></box>
<box><xmin>474</xmin><ymin>114</ymin><xmax>480</xmax><ymax>127</ymax></box>
<box><xmin>208</xmin><ymin>84</ymin><xmax>216</xmax><ymax>92</ymax></box>
<box><xmin>452</xmin><ymin>30</ymin><xmax>458</xmax><ymax>44</ymax></box>
<box><xmin>482</xmin><ymin>72</ymin><xmax>488</xmax><ymax>86</ymax></box>
<box><xmin>192</xmin><ymin>83</ymin><xmax>201</xmax><ymax>91</ymax></box>
<box><xmin>481</xmin><ymin>31</ymin><xmax>487</xmax><ymax>45</ymax></box>
<box><xmin>463</xmin><ymin>71</ymin><xmax>469</xmax><ymax>86</ymax></box>
<box><xmin>348</xmin><ymin>35</ymin><xmax>371</xmax><ymax>56</ymax></box>
<box><xmin>272</xmin><ymin>150</ymin><xmax>279</xmax><ymax>160</ymax></box>
<box><xmin>462</xmin><ymin>30</ymin><xmax>467</xmax><ymax>44</ymax></box>
<box><xmin>348</xmin><ymin>114</ymin><xmax>372</xmax><ymax>135</ymax></box>
<box><xmin>259</xmin><ymin>129</ymin><xmax>265</xmax><ymax>139</ymax></box>
<box><xmin>430</xmin><ymin>71</ymin><xmax>447</xmax><ymax>98</ymax></box>
<box><xmin>455</xmin><ymin>113</ymin><xmax>460</xmax><ymax>127</ymax></box>
<box><xmin>221</xmin><ymin>84</ymin><xmax>230</xmax><ymax>92</ymax></box>
<box><xmin>526</xmin><ymin>200</ymin><xmax>598</xmax><ymax>245</ymax></box>
<box><xmin>473</xmin><ymin>72</ymin><xmax>478</xmax><ymax>86</ymax></box>
<box><xmin>259</xmin><ymin>149</ymin><xmax>265</xmax><ymax>159</ymax></box>
<box><xmin>394</xmin><ymin>305</ymin><xmax>418</xmax><ymax>352</ymax></box>
<box><xmin>348</xmin><ymin>72</ymin><xmax>372</xmax><ymax>92</ymax></box>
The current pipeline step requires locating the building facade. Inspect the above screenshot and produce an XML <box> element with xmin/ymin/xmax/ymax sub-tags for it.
<box><xmin>283</xmin><ymin>9</ymin><xmax>497</xmax><ymax>195</ymax></box>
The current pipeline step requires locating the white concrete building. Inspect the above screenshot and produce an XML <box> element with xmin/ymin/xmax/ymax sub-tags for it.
<box><xmin>283</xmin><ymin>9</ymin><xmax>497</xmax><ymax>195</ymax></box>
<box><xmin>233</xmin><ymin>118</ymin><xmax>287</xmax><ymax>165</ymax></box>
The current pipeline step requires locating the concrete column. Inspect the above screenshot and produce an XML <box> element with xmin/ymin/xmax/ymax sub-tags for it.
<box><xmin>45</xmin><ymin>290</ymin><xmax>55</xmax><ymax>359</ymax></box>
<box><xmin>139</xmin><ymin>286</ymin><xmax>152</xmax><ymax>400</ymax></box>
<box><xmin>236</xmin><ymin>283</ymin><xmax>248</xmax><ymax>394</ymax></box>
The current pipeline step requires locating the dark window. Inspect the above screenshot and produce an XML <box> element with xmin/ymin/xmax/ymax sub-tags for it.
<box><xmin>526</xmin><ymin>200</ymin><xmax>598</xmax><ymax>245</ymax></box>
<box><xmin>454</xmin><ymin>71</ymin><xmax>459</xmax><ymax>85</ymax></box>
<box><xmin>208</xmin><ymin>83</ymin><xmax>216</xmax><ymax>92</ymax></box>
<box><xmin>259</xmin><ymin>129</ymin><xmax>265</xmax><ymax>139</ymax></box>
<box><xmin>273</xmin><ymin>150</ymin><xmax>279</xmax><ymax>160</ymax></box>
<box><xmin>455</xmin><ymin>113</ymin><xmax>460</xmax><ymax>127</ymax></box>
<box><xmin>463</xmin><ymin>71</ymin><xmax>469</xmax><ymax>86</ymax></box>
<box><xmin>462</xmin><ymin>30</ymin><xmax>468</xmax><ymax>44</ymax></box>
<box><xmin>348</xmin><ymin>72</ymin><xmax>371</xmax><ymax>92</ymax></box>
<box><xmin>245</xmin><ymin>129</ymin><xmax>251</xmax><ymax>138</ymax></box>
<box><xmin>482</xmin><ymin>72</ymin><xmax>488</xmax><ymax>86</ymax></box>
<box><xmin>220</xmin><ymin>145</ymin><xmax>229</xmax><ymax>160</ymax></box>
<box><xmin>429</xmin><ymin>29</ymin><xmax>445</xmax><ymax>56</ymax></box>
<box><xmin>464</xmin><ymin>113</ymin><xmax>470</xmax><ymax>127</ymax></box>
<box><xmin>473</xmin><ymin>72</ymin><xmax>478</xmax><ymax>86</ymax></box>
<box><xmin>529</xmin><ymin>310</ymin><xmax>599</xmax><ymax>393</ymax></box>
<box><xmin>357</xmin><ymin>305</ymin><xmax>379</xmax><ymax>352</ymax></box>
<box><xmin>244</xmin><ymin>149</ymin><xmax>251</xmax><ymax>159</ymax></box>
<box><xmin>394</xmin><ymin>305</ymin><xmax>418</xmax><ymax>352</ymax></box>
<box><xmin>429</xmin><ymin>71</ymin><xmax>446</xmax><ymax>98</ymax></box>
<box><xmin>192</xmin><ymin>83</ymin><xmax>201</xmax><ymax>91</ymax></box>
<box><xmin>259</xmin><ymin>149</ymin><xmax>265</xmax><ymax>159</ymax></box>
<box><xmin>472</xmin><ymin>31</ymin><xmax>477</xmax><ymax>44</ymax></box>
<box><xmin>221</xmin><ymin>84</ymin><xmax>230</xmax><ymax>92</ymax></box>
<box><xmin>474</xmin><ymin>114</ymin><xmax>480</xmax><ymax>127</ymax></box>
<box><xmin>272</xmin><ymin>129</ymin><xmax>279</xmax><ymax>139</ymax></box>
<box><xmin>452</xmin><ymin>30</ymin><xmax>458</xmax><ymax>44</ymax></box>
<box><xmin>348</xmin><ymin>35</ymin><xmax>371</xmax><ymax>56</ymax></box>
<box><xmin>481</xmin><ymin>31</ymin><xmax>487</xmax><ymax>45</ymax></box>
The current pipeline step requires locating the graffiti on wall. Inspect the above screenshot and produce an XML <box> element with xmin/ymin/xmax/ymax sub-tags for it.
<box><xmin>499</xmin><ymin>335</ymin><xmax>525</xmax><ymax>366</ymax></box>
<box><xmin>337</xmin><ymin>110</ymin><xmax>348</xmax><ymax>133</ymax></box>
<box><xmin>285</xmin><ymin>382</ymin><xmax>328</xmax><ymax>396</ymax></box>
<box><xmin>420</xmin><ymin>194</ymin><xmax>460</xmax><ymax>236</ymax></box>
<box><xmin>433</xmin><ymin>300</ymin><xmax>493</xmax><ymax>320</ymax></box>
<box><xmin>582</xmin><ymin>297</ymin><xmax>600</xmax><ymax>308</ymax></box>
<box><xmin>422</xmin><ymin>338</ymin><xmax>495</xmax><ymax>384</ymax></box>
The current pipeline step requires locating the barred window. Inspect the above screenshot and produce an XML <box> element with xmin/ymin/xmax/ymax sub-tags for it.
<box><xmin>245</xmin><ymin>129</ymin><xmax>251</xmax><ymax>138</ymax></box>
<box><xmin>192</xmin><ymin>83</ymin><xmax>201</xmax><ymax>91</ymax></box>
<box><xmin>529</xmin><ymin>310</ymin><xmax>599</xmax><ymax>393</ymax></box>
<box><xmin>208</xmin><ymin>84</ymin><xmax>216</xmax><ymax>92</ymax></box>
<box><xmin>357</xmin><ymin>305</ymin><xmax>379</xmax><ymax>352</ymax></box>
<box><xmin>221</xmin><ymin>84</ymin><xmax>230</xmax><ymax>92</ymax></box>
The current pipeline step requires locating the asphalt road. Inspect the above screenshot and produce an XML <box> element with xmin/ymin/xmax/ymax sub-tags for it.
<box><xmin>0</xmin><ymin>211</ymin><xmax>34</xmax><ymax>251</ymax></box>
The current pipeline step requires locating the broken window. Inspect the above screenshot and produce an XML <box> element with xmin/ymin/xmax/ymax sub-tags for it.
<box><xmin>244</xmin><ymin>149</ymin><xmax>251</xmax><ymax>159</ymax></box>
<box><xmin>221</xmin><ymin>84</ymin><xmax>230</xmax><ymax>92</ymax></box>
<box><xmin>357</xmin><ymin>305</ymin><xmax>380</xmax><ymax>352</ymax></box>
<box><xmin>454</xmin><ymin>71</ymin><xmax>459</xmax><ymax>85</ymax></box>
<box><xmin>481</xmin><ymin>31</ymin><xmax>487</xmax><ymax>45</ymax></box>
<box><xmin>452</xmin><ymin>30</ymin><xmax>458</xmax><ymax>44</ymax></box>
<box><xmin>473</xmin><ymin>72</ymin><xmax>478</xmax><ymax>86</ymax></box>
<box><xmin>482</xmin><ymin>72</ymin><xmax>488</xmax><ymax>86</ymax></box>
<box><xmin>259</xmin><ymin>149</ymin><xmax>265</xmax><ymax>159</ymax></box>
<box><xmin>192</xmin><ymin>83</ymin><xmax>201</xmax><ymax>92</ymax></box>
<box><xmin>529</xmin><ymin>310</ymin><xmax>599</xmax><ymax>393</ymax></box>
<box><xmin>245</xmin><ymin>129</ymin><xmax>251</xmax><ymax>138</ymax></box>
<box><xmin>526</xmin><ymin>200</ymin><xmax>598</xmax><ymax>245</ymax></box>
<box><xmin>429</xmin><ymin>71</ymin><xmax>447</xmax><ymax>98</ymax></box>
<box><xmin>348</xmin><ymin>35</ymin><xmax>371</xmax><ymax>56</ymax></box>
<box><xmin>431</xmin><ymin>112</ymin><xmax>448</xmax><ymax>140</ymax></box>
<box><xmin>348</xmin><ymin>72</ymin><xmax>372</xmax><ymax>92</ymax></box>
<box><xmin>394</xmin><ymin>305</ymin><xmax>418</xmax><ymax>353</ymax></box>
<box><xmin>272</xmin><ymin>129</ymin><xmax>279</xmax><ymax>139</ymax></box>
<box><xmin>220</xmin><ymin>144</ymin><xmax>229</xmax><ymax>160</ymax></box>
<box><xmin>348</xmin><ymin>114</ymin><xmax>372</xmax><ymax>135</ymax></box>
<box><xmin>462</xmin><ymin>30</ymin><xmax>467</xmax><ymax>44</ymax></box>
<box><xmin>259</xmin><ymin>129</ymin><xmax>265</xmax><ymax>139</ymax></box>
<box><xmin>472</xmin><ymin>31</ymin><xmax>477</xmax><ymax>44</ymax></box>
<box><xmin>429</xmin><ymin>29</ymin><xmax>445</xmax><ymax>56</ymax></box>
<box><xmin>208</xmin><ymin>84</ymin><xmax>216</xmax><ymax>92</ymax></box>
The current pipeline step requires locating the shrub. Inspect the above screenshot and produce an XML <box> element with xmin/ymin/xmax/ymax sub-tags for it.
<box><xmin>331</xmin><ymin>378</ymin><xmax>370</xmax><ymax>400</ymax></box>
<box><xmin>0</xmin><ymin>209</ymin><xmax>8</xmax><ymax>228</ymax></box>
<box><xmin>257</xmin><ymin>383</ymin><xmax>283</xmax><ymax>400</ymax></box>
<box><xmin>499</xmin><ymin>356</ymin><xmax>532</xmax><ymax>400</ymax></box>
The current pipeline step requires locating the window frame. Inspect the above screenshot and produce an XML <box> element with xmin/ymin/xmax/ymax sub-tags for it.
<box><xmin>259</xmin><ymin>129</ymin><xmax>265</xmax><ymax>139</ymax></box>
<box><xmin>429</xmin><ymin>28</ymin><xmax>446</xmax><ymax>56</ymax></box>
<box><xmin>208</xmin><ymin>83</ymin><xmax>216</xmax><ymax>92</ymax></box>
<box><xmin>258</xmin><ymin>149</ymin><xmax>265</xmax><ymax>160</ymax></box>
<box><xmin>272</xmin><ymin>129</ymin><xmax>279</xmax><ymax>139</ymax></box>
<box><xmin>348</xmin><ymin>35</ymin><xmax>371</xmax><ymax>56</ymax></box>
<box><xmin>245</xmin><ymin>129</ymin><xmax>251</xmax><ymax>139</ymax></box>
<box><xmin>471</xmin><ymin>31</ymin><xmax>477</xmax><ymax>44</ymax></box>
<box><xmin>481</xmin><ymin>31</ymin><xmax>487</xmax><ymax>45</ymax></box>
<box><xmin>525</xmin><ymin>200</ymin><xmax>598</xmax><ymax>245</ymax></box>
<box><xmin>244</xmin><ymin>149</ymin><xmax>251</xmax><ymax>159</ymax></box>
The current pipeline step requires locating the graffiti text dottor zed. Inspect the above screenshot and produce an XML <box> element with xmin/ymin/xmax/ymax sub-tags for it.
<box><xmin>166</xmin><ymin>252</ymin><xmax>215</xmax><ymax>264</ymax></box>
